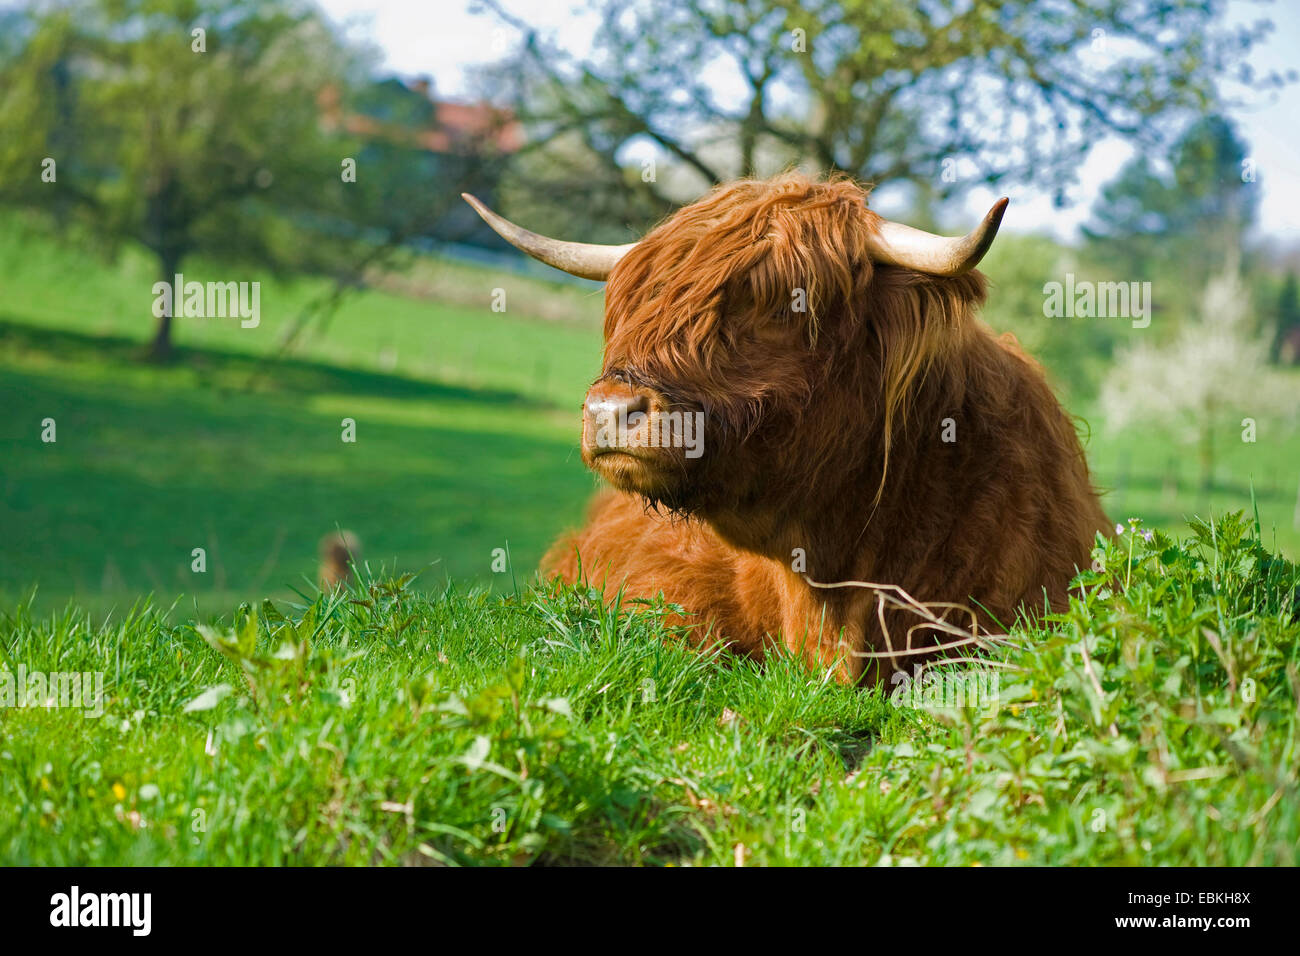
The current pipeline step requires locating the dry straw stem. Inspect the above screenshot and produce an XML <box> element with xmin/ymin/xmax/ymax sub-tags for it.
<box><xmin>802</xmin><ymin>576</ymin><xmax>1026</xmax><ymax>678</ymax></box>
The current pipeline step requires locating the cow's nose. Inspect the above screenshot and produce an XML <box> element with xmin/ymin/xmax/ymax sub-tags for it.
<box><xmin>583</xmin><ymin>381</ymin><xmax>650</xmax><ymax>451</ymax></box>
<box><xmin>584</xmin><ymin>384</ymin><xmax>650</xmax><ymax>421</ymax></box>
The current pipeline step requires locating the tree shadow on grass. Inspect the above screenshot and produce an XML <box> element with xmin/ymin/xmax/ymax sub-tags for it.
<box><xmin>0</xmin><ymin>317</ymin><xmax>596</xmax><ymax>616</ymax></box>
<box><xmin>0</xmin><ymin>316</ymin><xmax>542</xmax><ymax>409</ymax></box>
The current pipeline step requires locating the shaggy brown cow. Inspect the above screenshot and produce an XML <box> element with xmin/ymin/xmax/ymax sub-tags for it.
<box><xmin>464</xmin><ymin>173</ymin><xmax>1109</xmax><ymax>684</ymax></box>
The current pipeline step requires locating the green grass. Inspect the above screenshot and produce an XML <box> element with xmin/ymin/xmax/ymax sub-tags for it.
<box><xmin>0</xmin><ymin>213</ymin><xmax>606</xmax><ymax>409</ymax></box>
<box><xmin>1090</xmin><ymin>420</ymin><xmax>1300</xmax><ymax>559</ymax></box>
<box><xmin>0</xmin><ymin>320</ymin><xmax>599</xmax><ymax>617</ymax></box>
<box><xmin>1</xmin><ymin>516</ymin><xmax>1295</xmax><ymax>865</ymax></box>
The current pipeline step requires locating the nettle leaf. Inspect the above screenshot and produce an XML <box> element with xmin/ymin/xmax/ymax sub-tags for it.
<box><xmin>540</xmin><ymin>697</ymin><xmax>572</xmax><ymax>717</ymax></box>
<box><xmin>295</xmin><ymin>604</ymin><xmax>319</xmax><ymax>643</ymax></box>
<box><xmin>196</xmin><ymin>624</ymin><xmax>237</xmax><ymax>655</ymax></box>
<box><xmin>462</xmin><ymin>735</ymin><xmax>491</xmax><ymax>771</ymax></box>
<box><xmin>965</xmin><ymin>788</ymin><xmax>999</xmax><ymax>820</ymax></box>
<box><xmin>183</xmin><ymin>683</ymin><xmax>234</xmax><ymax>713</ymax></box>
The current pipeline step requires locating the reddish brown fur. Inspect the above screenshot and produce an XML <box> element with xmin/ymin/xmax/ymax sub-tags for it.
<box><xmin>543</xmin><ymin>172</ymin><xmax>1109</xmax><ymax>684</ymax></box>
<box><xmin>319</xmin><ymin>530</ymin><xmax>360</xmax><ymax>590</ymax></box>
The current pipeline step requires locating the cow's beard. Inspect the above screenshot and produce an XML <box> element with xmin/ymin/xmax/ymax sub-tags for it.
<box><xmin>585</xmin><ymin>433</ymin><xmax>763</xmax><ymax>529</ymax></box>
<box><xmin>583</xmin><ymin>424</ymin><xmax>730</xmax><ymax>520</ymax></box>
<box><xmin>585</xmin><ymin>444</ymin><xmax>703</xmax><ymax>516</ymax></box>
<box><xmin>588</xmin><ymin>406</ymin><xmax>825</xmax><ymax>561</ymax></box>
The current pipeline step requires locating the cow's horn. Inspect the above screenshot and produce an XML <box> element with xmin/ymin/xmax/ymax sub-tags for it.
<box><xmin>865</xmin><ymin>197</ymin><xmax>1008</xmax><ymax>276</ymax></box>
<box><xmin>461</xmin><ymin>194</ymin><xmax>636</xmax><ymax>281</ymax></box>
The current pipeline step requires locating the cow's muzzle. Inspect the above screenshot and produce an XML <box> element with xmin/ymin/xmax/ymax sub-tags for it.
<box><xmin>582</xmin><ymin>379</ymin><xmax>653</xmax><ymax>458</ymax></box>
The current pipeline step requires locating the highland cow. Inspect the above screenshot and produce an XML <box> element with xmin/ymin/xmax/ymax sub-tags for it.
<box><xmin>464</xmin><ymin>173</ymin><xmax>1110</xmax><ymax>684</ymax></box>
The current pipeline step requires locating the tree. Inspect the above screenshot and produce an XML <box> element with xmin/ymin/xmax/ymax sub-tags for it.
<box><xmin>1100</xmin><ymin>257</ymin><xmax>1292</xmax><ymax>492</ymax></box>
<box><xmin>0</xmin><ymin>0</ymin><xmax>360</xmax><ymax>359</ymax></box>
<box><xmin>1083</xmin><ymin>115</ymin><xmax>1259</xmax><ymax>292</ymax></box>
<box><xmin>474</xmin><ymin>0</ymin><xmax>1285</xmax><ymax>231</ymax></box>
<box><xmin>267</xmin><ymin>76</ymin><xmax>521</xmax><ymax>358</ymax></box>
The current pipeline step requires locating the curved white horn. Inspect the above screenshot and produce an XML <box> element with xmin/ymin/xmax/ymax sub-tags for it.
<box><xmin>461</xmin><ymin>193</ymin><xmax>636</xmax><ymax>281</ymax></box>
<box><xmin>865</xmin><ymin>197</ymin><xmax>1008</xmax><ymax>276</ymax></box>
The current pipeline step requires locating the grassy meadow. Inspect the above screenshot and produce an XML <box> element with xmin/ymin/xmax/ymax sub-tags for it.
<box><xmin>2</xmin><ymin>516</ymin><xmax>1296</xmax><ymax>865</ymax></box>
<box><xmin>1</xmin><ymin>212</ymin><xmax>1299</xmax><ymax>865</ymax></box>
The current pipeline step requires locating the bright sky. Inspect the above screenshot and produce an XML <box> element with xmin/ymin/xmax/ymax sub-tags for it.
<box><xmin>315</xmin><ymin>0</ymin><xmax>1300</xmax><ymax>244</ymax></box>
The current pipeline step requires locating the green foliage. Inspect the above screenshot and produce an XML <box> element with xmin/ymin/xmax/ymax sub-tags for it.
<box><xmin>481</xmin><ymin>0</ymin><xmax>1278</xmax><ymax>228</ymax></box>
<box><xmin>0</xmin><ymin>0</ymin><xmax>365</xmax><ymax>353</ymax></box>
<box><xmin>1</xmin><ymin>517</ymin><xmax>1295</xmax><ymax>865</ymax></box>
<box><xmin>977</xmin><ymin>233</ymin><xmax>1124</xmax><ymax>401</ymax></box>
<box><xmin>1269</xmin><ymin>271</ymin><xmax>1300</xmax><ymax>362</ymax></box>
<box><xmin>860</xmin><ymin>514</ymin><xmax>1299</xmax><ymax>865</ymax></box>
<box><xmin>335</xmin><ymin>78</ymin><xmax>513</xmax><ymax>245</ymax></box>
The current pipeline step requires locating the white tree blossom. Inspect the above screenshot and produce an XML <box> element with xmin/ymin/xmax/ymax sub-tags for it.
<box><xmin>1100</xmin><ymin>259</ymin><xmax>1294</xmax><ymax>486</ymax></box>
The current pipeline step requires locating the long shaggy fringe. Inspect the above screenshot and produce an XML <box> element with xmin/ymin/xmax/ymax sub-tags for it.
<box><xmin>604</xmin><ymin>172</ymin><xmax>985</xmax><ymax>504</ymax></box>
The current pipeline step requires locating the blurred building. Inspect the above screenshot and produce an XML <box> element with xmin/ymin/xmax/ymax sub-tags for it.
<box><xmin>318</xmin><ymin>77</ymin><xmax>523</xmax><ymax>248</ymax></box>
